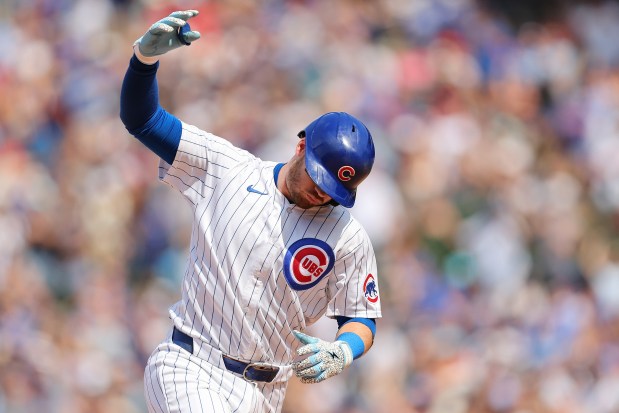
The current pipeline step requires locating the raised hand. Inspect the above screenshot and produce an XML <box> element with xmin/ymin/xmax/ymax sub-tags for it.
<box><xmin>136</xmin><ymin>10</ymin><xmax>201</xmax><ymax>57</ymax></box>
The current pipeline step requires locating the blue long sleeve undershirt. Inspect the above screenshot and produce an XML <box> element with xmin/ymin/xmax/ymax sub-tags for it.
<box><xmin>119</xmin><ymin>54</ymin><xmax>181</xmax><ymax>164</ymax></box>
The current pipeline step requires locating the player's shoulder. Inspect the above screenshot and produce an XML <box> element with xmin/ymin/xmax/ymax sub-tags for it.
<box><xmin>261</xmin><ymin>160</ymin><xmax>279</xmax><ymax>170</ymax></box>
<box><xmin>180</xmin><ymin>121</ymin><xmax>259</xmax><ymax>160</ymax></box>
<box><xmin>334</xmin><ymin>208</ymin><xmax>374</xmax><ymax>251</ymax></box>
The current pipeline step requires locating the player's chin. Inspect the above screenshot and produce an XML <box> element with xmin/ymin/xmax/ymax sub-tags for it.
<box><xmin>290</xmin><ymin>192</ymin><xmax>327</xmax><ymax>209</ymax></box>
<box><xmin>307</xmin><ymin>192</ymin><xmax>334</xmax><ymax>207</ymax></box>
<box><xmin>295</xmin><ymin>199</ymin><xmax>316</xmax><ymax>209</ymax></box>
<box><xmin>304</xmin><ymin>195</ymin><xmax>331</xmax><ymax>209</ymax></box>
<box><xmin>293</xmin><ymin>197</ymin><xmax>319</xmax><ymax>209</ymax></box>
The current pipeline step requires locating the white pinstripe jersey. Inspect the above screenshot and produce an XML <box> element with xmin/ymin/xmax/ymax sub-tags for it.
<box><xmin>158</xmin><ymin>122</ymin><xmax>381</xmax><ymax>365</ymax></box>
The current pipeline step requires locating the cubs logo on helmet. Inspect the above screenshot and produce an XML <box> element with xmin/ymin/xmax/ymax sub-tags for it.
<box><xmin>283</xmin><ymin>238</ymin><xmax>335</xmax><ymax>291</ymax></box>
<box><xmin>363</xmin><ymin>274</ymin><xmax>379</xmax><ymax>303</ymax></box>
<box><xmin>338</xmin><ymin>166</ymin><xmax>355</xmax><ymax>182</ymax></box>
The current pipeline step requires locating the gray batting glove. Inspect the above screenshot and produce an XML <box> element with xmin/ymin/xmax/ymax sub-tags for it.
<box><xmin>292</xmin><ymin>330</ymin><xmax>353</xmax><ymax>384</ymax></box>
<box><xmin>136</xmin><ymin>10</ymin><xmax>201</xmax><ymax>57</ymax></box>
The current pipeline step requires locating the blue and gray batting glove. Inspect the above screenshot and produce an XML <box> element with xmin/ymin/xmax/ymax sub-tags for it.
<box><xmin>135</xmin><ymin>10</ymin><xmax>201</xmax><ymax>57</ymax></box>
<box><xmin>292</xmin><ymin>330</ymin><xmax>353</xmax><ymax>384</ymax></box>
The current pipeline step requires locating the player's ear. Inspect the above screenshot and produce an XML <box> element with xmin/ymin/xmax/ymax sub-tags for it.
<box><xmin>296</xmin><ymin>138</ymin><xmax>306</xmax><ymax>155</ymax></box>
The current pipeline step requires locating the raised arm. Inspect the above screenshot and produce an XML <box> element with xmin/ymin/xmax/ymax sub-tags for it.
<box><xmin>119</xmin><ymin>10</ymin><xmax>201</xmax><ymax>164</ymax></box>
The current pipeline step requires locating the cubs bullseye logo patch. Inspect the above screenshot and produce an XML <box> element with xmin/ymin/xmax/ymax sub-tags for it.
<box><xmin>338</xmin><ymin>166</ymin><xmax>355</xmax><ymax>182</ymax></box>
<box><xmin>363</xmin><ymin>274</ymin><xmax>379</xmax><ymax>303</ymax></box>
<box><xmin>283</xmin><ymin>238</ymin><xmax>335</xmax><ymax>291</ymax></box>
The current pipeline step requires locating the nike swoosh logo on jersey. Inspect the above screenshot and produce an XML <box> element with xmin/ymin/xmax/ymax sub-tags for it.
<box><xmin>247</xmin><ymin>185</ymin><xmax>268</xmax><ymax>195</ymax></box>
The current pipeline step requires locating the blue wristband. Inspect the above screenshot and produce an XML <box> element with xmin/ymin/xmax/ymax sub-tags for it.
<box><xmin>337</xmin><ymin>332</ymin><xmax>365</xmax><ymax>360</ymax></box>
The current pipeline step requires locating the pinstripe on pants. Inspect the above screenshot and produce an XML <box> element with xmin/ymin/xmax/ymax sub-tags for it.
<box><xmin>144</xmin><ymin>334</ymin><xmax>289</xmax><ymax>413</ymax></box>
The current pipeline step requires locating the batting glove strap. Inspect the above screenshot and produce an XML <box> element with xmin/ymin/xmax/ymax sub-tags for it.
<box><xmin>135</xmin><ymin>10</ymin><xmax>201</xmax><ymax>58</ymax></box>
<box><xmin>292</xmin><ymin>330</ymin><xmax>353</xmax><ymax>384</ymax></box>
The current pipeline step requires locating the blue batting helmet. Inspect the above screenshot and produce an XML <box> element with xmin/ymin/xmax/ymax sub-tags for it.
<box><xmin>299</xmin><ymin>112</ymin><xmax>375</xmax><ymax>208</ymax></box>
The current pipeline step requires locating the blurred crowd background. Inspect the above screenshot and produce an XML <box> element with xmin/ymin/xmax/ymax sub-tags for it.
<box><xmin>2</xmin><ymin>0</ymin><xmax>619</xmax><ymax>412</ymax></box>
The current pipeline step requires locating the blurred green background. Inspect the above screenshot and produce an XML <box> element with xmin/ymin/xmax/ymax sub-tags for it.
<box><xmin>2</xmin><ymin>0</ymin><xmax>619</xmax><ymax>412</ymax></box>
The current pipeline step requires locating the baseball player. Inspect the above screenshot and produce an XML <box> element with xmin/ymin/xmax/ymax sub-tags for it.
<box><xmin>120</xmin><ymin>10</ymin><xmax>381</xmax><ymax>413</ymax></box>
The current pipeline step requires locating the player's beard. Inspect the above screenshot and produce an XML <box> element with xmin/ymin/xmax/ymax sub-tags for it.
<box><xmin>286</xmin><ymin>156</ymin><xmax>325</xmax><ymax>209</ymax></box>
